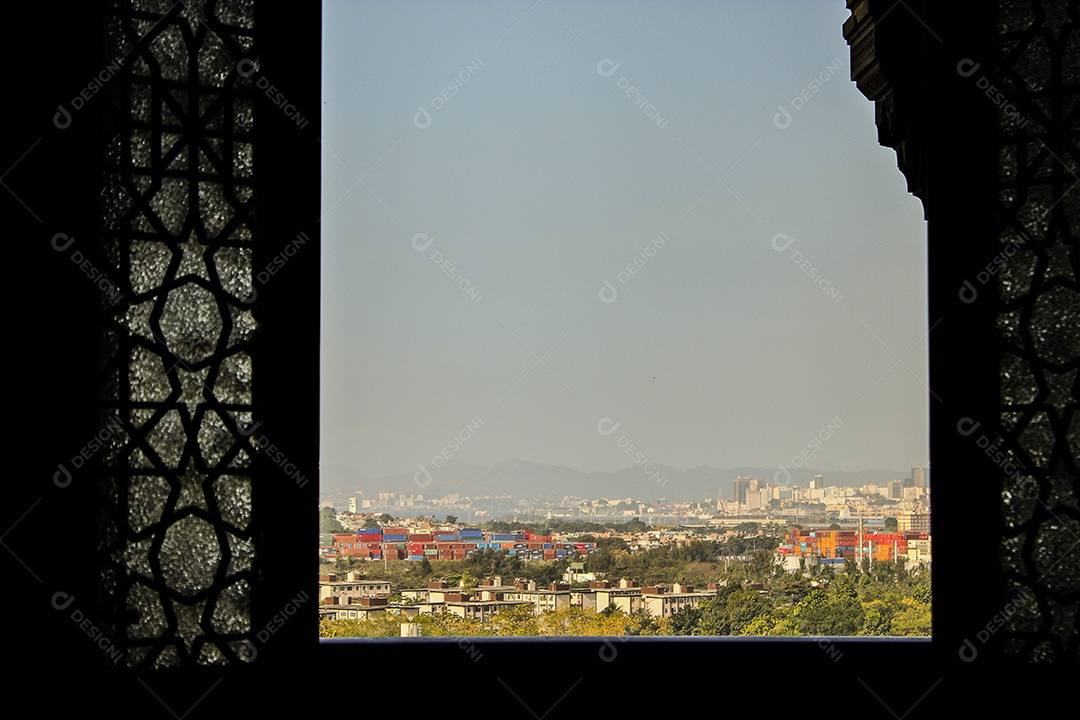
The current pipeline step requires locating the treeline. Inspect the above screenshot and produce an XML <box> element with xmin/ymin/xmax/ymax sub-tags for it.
<box><xmin>320</xmin><ymin>560</ymin><xmax>930</xmax><ymax>638</ymax></box>
<box><xmin>327</xmin><ymin>550</ymin><xmax>571</xmax><ymax>592</ymax></box>
<box><xmin>320</xmin><ymin>604</ymin><xmax>667</xmax><ymax>639</ymax></box>
<box><xmin>668</xmin><ymin>561</ymin><xmax>930</xmax><ymax>636</ymax></box>
<box><xmin>481</xmin><ymin>517</ymin><xmax>650</xmax><ymax>534</ymax></box>
<box><xmin>586</xmin><ymin>536</ymin><xmax>783</xmax><ymax>585</ymax></box>
<box><xmin>325</xmin><ymin>534</ymin><xmax>788</xmax><ymax>593</ymax></box>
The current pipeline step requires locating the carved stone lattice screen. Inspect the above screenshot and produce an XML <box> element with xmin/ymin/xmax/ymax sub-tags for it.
<box><xmin>71</xmin><ymin>0</ymin><xmax>1079</xmax><ymax>675</ymax></box>
<box><xmin>98</xmin><ymin>0</ymin><xmax>259</xmax><ymax>668</ymax></box>
<box><xmin>994</xmin><ymin>0</ymin><xmax>1080</xmax><ymax>661</ymax></box>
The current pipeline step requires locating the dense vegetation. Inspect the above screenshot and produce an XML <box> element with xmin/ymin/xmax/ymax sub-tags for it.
<box><xmin>320</xmin><ymin>605</ymin><xmax>670</xmax><ymax>639</ymax></box>
<box><xmin>321</xmin><ymin>538</ymin><xmax>930</xmax><ymax>638</ymax></box>
<box><xmin>666</xmin><ymin>559</ymin><xmax>930</xmax><ymax>636</ymax></box>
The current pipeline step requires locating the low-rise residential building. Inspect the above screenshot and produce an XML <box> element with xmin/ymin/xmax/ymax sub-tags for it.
<box><xmin>318</xmin><ymin>597</ymin><xmax>421</xmax><ymax>620</ymax></box>
<box><xmin>443</xmin><ymin>600</ymin><xmax>532</xmax><ymax>621</ymax></box>
<box><xmin>897</xmin><ymin>512</ymin><xmax>931</xmax><ymax>533</ymax></box>
<box><xmin>503</xmin><ymin>585</ymin><xmax>572</xmax><ymax>615</ymax></box>
<box><xmin>595</xmin><ymin>587</ymin><xmax>643</xmax><ymax>615</ymax></box>
<box><xmin>641</xmin><ymin>584</ymin><xmax>712</xmax><ymax>618</ymax></box>
<box><xmin>318</xmin><ymin>579</ymin><xmax>391</xmax><ymax>603</ymax></box>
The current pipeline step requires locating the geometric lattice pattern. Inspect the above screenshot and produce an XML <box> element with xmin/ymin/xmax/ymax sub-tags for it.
<box><xmin>97</xmin><ymin>0</ymin><xmax>258</xmax><ymax>668</ymax></box>
<box><xmin>995</xmin><ymin>0</ymin><xmax>1080</xmax><ymax>662</ymax></box>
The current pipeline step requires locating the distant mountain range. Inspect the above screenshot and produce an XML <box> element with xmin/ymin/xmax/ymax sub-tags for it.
<box><xmin>320</xmin><ymin>459</ymin><xmax>909</xmax><ymax>503</ymax></box>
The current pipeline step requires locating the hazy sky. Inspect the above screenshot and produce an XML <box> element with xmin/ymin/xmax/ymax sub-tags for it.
<box><xmin>320</xmin><ymin>0</ymin><xmax>929</xmax><ymax>481</ymax></box>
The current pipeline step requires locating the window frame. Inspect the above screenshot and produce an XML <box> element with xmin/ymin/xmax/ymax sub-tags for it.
<box><xmin>16</xmin><ymin>0</ymin><xmax>1076</xmax><ymax>711</ymax></box>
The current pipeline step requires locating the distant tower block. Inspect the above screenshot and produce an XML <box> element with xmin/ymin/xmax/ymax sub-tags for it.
<box><xmin>811</xmin><ymin>475</ymin><xmax>823</xmax><ymax>489</ymax></box>
<box><xmin>348</xmin><ymin>497</ymin><xmax>357</xmax><ymax>513</ymax></box>
<box><xmin>733</xmin><ymin>477</ymin><xmax>751</xmax><ymax>504</ymax></box>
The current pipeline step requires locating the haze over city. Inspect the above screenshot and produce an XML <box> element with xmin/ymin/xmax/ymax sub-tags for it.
<box><xmin>320</xmin><ymin>0</ymin><xmax>929</xmax><ymax>485</ymax></box>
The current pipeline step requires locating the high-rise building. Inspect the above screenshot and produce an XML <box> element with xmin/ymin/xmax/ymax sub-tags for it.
<box><xmin>733</xmin><ymin>477</ymin><xmax>751</xmax><ymax>504</ymax></box>
<box><xmin>912</xmin><ymin>467</ymin><xmax>928</xmax><ymax>489</ymax></box>
<box><xmin>888</xmin><ymin>479</ymin><xmax>904</xmax><ymax>499</ymax></box>
<box><xmin>811</xmin><ymin>474</ymin><xmax>824</xmax><ymax>489</ymax></box>
<box><xmin>348</xmin><ymin>497</ymin><xmax>357</xmax><ymax>513</ymax></box>
<box><xmin>898</xmin><ymin>512</ymin><xmax>931</xmax><ymax>533</ymax></box>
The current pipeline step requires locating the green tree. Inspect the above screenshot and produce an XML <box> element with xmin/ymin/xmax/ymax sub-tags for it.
<box><xmin>883</xmin><ymin>516</ymin><xmax>898</xmax><ymax>532</ymax></box>
<box><xmin>794</xmin><ymin>585</ymin><xmax>865</xmax><ymax>635</ymax></box>
<box><xmin>445</xmin><ymin>514</ymin><xmax>458</xmax><ymax>524</ymax></box>
<box><xmin>319</xmin><ymin>506</ymin><xmax>345</xmax><ymax>533</ymax></box>
<box><xmin>860</xmin><ymin>600</ymin><xmax>893</xmax><ymax>635</ymax></box>
<box><xmin>693</xmin><ymin>587</ymin><xmax>773</xmax><ymax>636</ymax></box>
<box><xmin>669</xmin><ymin>606</ymin><xmax>702</xmax><ymax>636</ymax></box>
<box><xmin>890</xmin><ymin>598</ymin><xmax>931</xmax><ymax>635</ymax></box>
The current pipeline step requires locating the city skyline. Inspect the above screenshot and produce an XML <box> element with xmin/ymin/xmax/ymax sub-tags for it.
<box><xmin>321</xmin><ymin>1</ymin><xmax>930</xmax><ymax>482</ymax></box>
